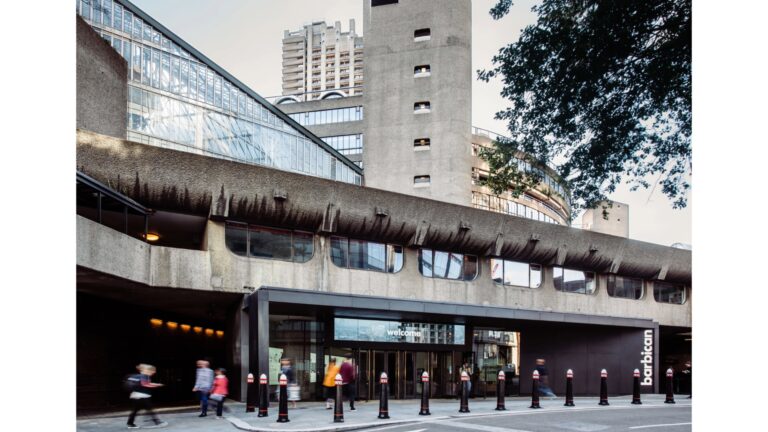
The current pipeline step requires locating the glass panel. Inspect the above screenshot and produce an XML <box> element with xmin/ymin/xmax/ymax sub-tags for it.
<box><xmin>151</xmin><ymin>49</ymin><xmax>160</xmax><ymax>88</ymax></box>
<box><xmin>530</xmin><ymin>264</ymin><xmax>542</xmax><ymax>288</ymax></box>
<box><xmin>133</xmin><ymin>16</ymin><xmax>141</xmax><ymax>40</ymax></box>
<box><xmin>330</xmin><ymin>236</ymin><xmax>348</xmax><ymax>268</ymax></box>
<box><xmin>490</xmin><ymin>258</ymin><xmax>503</xmax><ymax>283</ymax></box>
<box><xmin>608</xmin><ymin>275</ymin><xmax>643</xmax><ymax>299</ymax></box>
<box><xmin>113</xmin><ymin>3</ymin><xmax>122</xmax><ymax>31</ymax></box>
<box><xmin>419</xmin><ymin>249</ymin><xmax>433</xmax><ymax>277</ymax></box>
<box><xmin>160</xmin><ymin>52</ymin><xmax>170</xmax><ymax>91</ymax></box>
<box><xmin>248</xmin><ymin>226</ymin><xmax>292</xmax><ymax>260</ymax></box>
<box><xmin>93</xmin><ymin>0</ymin><xmax>102</xmax><ymax>25</ymax></box>
<box><xmin>463</xmin><ymin>255</ymin><xmax>478</xmax><ymax>281</ymax></box>
<box><xmin>503</xmin><ymin>260</ymin><xmax>528</xmax><ymax>286</ymax></box>
<box><xmin>554</xmin><ymin>267</ymin><xmax>588</xmax><ymax>293</ymax></box>
<box><xmin>103</xmin><ymin>0</ymin><xmax>112</xmax><ymax>27</ymax></box>
<box><xmin>653</xmin><ymin>282</ymin><xmax>685</xmax><ymax>304</ymax></box>
<box><xmin>123</xmin><ymin>10</ymin><xmax>132</xmax><ymax>35</ymax></box>
<box><xmin>225</xmin><ymin>223</ymin><xmax>248</xmax><ymax>256</ymax></box>
<box><xmin>292</xmin><ymin>231</ymin><xmax>314</xmax><ymax>263</ymax></box>
<box><xmin>387</xmin><ymin>245</ymin><xmax>404</xmax><ymax>273</ymax></box>
<box><xmin>82</xmin><ymin>0</ymin><xmax>91</xmax><ymax>20</ymax></box>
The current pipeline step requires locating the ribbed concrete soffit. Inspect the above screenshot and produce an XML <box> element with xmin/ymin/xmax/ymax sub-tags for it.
<box><xmin>76</xmin><ymin>131</ymin><xmax>691</xmax><ymax>284</ymax></box>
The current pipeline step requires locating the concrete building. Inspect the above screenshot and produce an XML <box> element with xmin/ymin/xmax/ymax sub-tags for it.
<box><xmin>281</xmin><ymin>20</ymin><xmax>364</xmax><ymax>101</ymax></box>
<box><xmin>75</xmin><ymin>0</ymin><xmax>691</xmax><ymax>414</ymax></box>
<box><xmin>582</xmin><ymin>201</ymin><xmax>630</xmax><ymax>238</ymax></box>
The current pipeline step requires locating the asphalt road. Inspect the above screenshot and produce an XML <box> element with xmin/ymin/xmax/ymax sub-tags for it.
<box><xmin>362</xmin><ymin>404</ymin><xmax>692</xmax><ymax>432</ymax></box>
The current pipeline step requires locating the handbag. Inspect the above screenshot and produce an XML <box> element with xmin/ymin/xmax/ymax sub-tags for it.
<box><xmin>210</xmin><ymin>393</ymin><xmax>224</xmax><ymax>402</ymax></box>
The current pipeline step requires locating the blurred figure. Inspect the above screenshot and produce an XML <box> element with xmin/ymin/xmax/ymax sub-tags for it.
<box><xmin>535</xmin><ymin>359</ymin><xmax>556</xmax><ymax>398</ymax></box>
<box><xmin>339</xmin><ymin>354</ymin><xmax>357</xmax><ymax>410</ymax></box>
<box><xmin>323</xmin><ymin>358</ymin><xmax>341</xmax><ymax>409</ymax></box>
<box><xmin>459</xmin><ymin>361</ymin><xmax>473</xmax><ymax>398</ymax></box>
<box><xmin>281</xmin><ymin>358</ymin><xmax>300</xmax><ymax>408</ymax></box>
<box><xmin>126</xmin><ymin>364</ymin><xmax>167</xmax><ymax>429</ymax></box>
<box><xmin>192</xmin><ymin>360</ymin><xmax>214</xmax><ymax>417</ymax></box>
<box><xmin>209</xmin><ymin>368</ymin><xmax>229</xmax><ymax>419</ymax></box>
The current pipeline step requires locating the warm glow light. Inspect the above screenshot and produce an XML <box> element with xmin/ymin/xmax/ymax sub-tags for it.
<box><xmin>150</xmin><ymin>318</ymin><xmax>163</xmax><ymax>328</ymax></box>
<box><xmin>193</xmin><ymin>326</ymin><xmax>203</xmax><ymax>334</ymax></box>
<box><xmin>180</xmin><ymin>324</ymin><xmax>191</xmax><ymax>332</ymax></box>
<box><xmin>166</xmin><ymin>321</ymin><xmax>178</xmax><ymax>330</ymax></box>
<box><xmin>215</xmin><ymin>330</ymin><xmax>224</xmax><ymax>338</ymax></box>
<box><xmin>143</xmin><ymin>232</ymin><xmax>160</xmax><ymax>242</ymax></box>
<box><xmin>205</xmin><ymin>328</ymin><xmax>214</xmax><ymax>336</ymax></box>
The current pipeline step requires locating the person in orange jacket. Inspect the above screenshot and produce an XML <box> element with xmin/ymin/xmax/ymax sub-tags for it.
<box><xmin>323</xmin><ymin>358</ymin><xmax>341</xmax><ymax>409</ymax></box>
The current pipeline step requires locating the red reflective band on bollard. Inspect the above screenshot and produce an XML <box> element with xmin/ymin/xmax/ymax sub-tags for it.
<box><xmin>334</xmin><ymin>373</ymin><xmax>344</xmax><ymax>423</ymax></box>
<box><xmin>257</xmin><ymin>373</ymin><xmax>269</xmax><ymax>417</ymax></box>
<box><xmin>247</xmin><ymin>373</ymin><xmax>254</xmax><ymax>384</ymax></box>
<box><xmin>246</xmin><ymin>373</ymin><xmax>256</xmax><ymax>413</ymax></box>
<box><xmin>564</xmin><ymin>369</ymin><xmax>575</xmax><ymax>407</ymax></box>
<box><xmin>598</xmin><ymin>369</ymin><xmax>609</xmax><ymax>406</ymax></box>
<box><xmin>277</xmin><ymin>374</ymin><xmax>290</xmax><ymax>423</ymax></box>
<box><xmin>419</xmin><ymin>372</ymin><xmax>431</xmax><ymax>415</ymax></box>
<box><xmin>530</xmin><ymin>370</ymin><xmax>541</xmax><ymax>409</ymax></box>
<box><xmin>259</xmin><ymin>375</ymin><xmax>267</xmax><ymax>385</ymax></box>
<box><xmin>378</xmin><ymin>372</ymin><xmax>390</xmax><ymax>419</ymax></box>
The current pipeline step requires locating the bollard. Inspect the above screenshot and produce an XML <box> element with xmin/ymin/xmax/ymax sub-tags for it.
<box><xmin>631</xmin><ymin>369</ymin><xmax>642</xmax><ymax>405</ymax></box>
<box><xmin>530</xmin><ymin>370</ymin><xmax>541</xmax><ymax>408</ymax></box>
<box><xmin>459</xmin><ymin>371</ymin><xmax>471</xmax><ymax>413</ymax></box>
<box><xmin>334</xmin><ymin>373</ymin><xmax>344</xmax><ymax>423</ymax></box>
<box><xmin>419</xmin><ymin>371</ymin><xmax>431</xmax><ymax>415</ymax></box>
<box><xmin>276</xmin><ymin>374</ymin><xmax>290</xmax><ymax>422</ymax></box>
<box><xmin>564</xmin><ymin>369</ymin><xmax>575</xmax><ymax>407</ymax></box>
<box><xmin>495</xmin><ymin>370</ymin><xmax>506</xmax><ymax>410</ymax></box>
<box><xmin>598</xmin><ymin>369</ymin><xmax>609</xmax><ymax>406</ymax></box>
<box><xmin>378</xmin><ymin>372</ymin><xmax>390</xmax><ymax>419</ymax></box>
<box><xmin>246</xmin><ymin>373</ymin><xmax>256</xmax><ymax>412</ymax></box>
<box><xmin>664</xmin><ymin>368</ymin><xmax>676</xmax><ymax>404</ymax></box>
<box><xmin>257</xmin><ymin>374</ymin><xmax>269</xmax><ymax>417</ymax></box>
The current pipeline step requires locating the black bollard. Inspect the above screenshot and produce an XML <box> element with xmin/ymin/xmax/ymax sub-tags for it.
<box><xmin>530</xmin><ymin>370</ymin><xmax>541</xmax><ymax>409</ymax></box>
<box><xmin>276</xmin><ymin>374</ymin><xmax>289</xmax><ymax>422</ymax></box>
<box><xmin>664</xmin><ymin>368</ymin><xmax>676</xmax><ymax>404</ymax></box>
<box><xmin>631</xmin><ymin>369</ymin><xmax>642</xmax><ymax>405</ymax></box>
<box><xmin>598</xmin><ymin>369</ymin><xmax>609</xmax><ymax>406</ymax></box>
<box><xmin>334</xmin><ymin>373</ymin><xmax>344</xmax><ymax>423</ymax></box>
<box><xmin>459</xmin><ymin>371</ymin><xmax>470</xmax><ymax>413</ymax></box>
<box><xmin>564</xmin><ymin>369</ymin><xmax>575</xmax><ymax>407</ymax></box>
<box><xmin>257</xmin><ymin>374</ymin><xmax>269</xmax><ymax>417</ymax></box>
<box><xmin>246</xmin><ymin>373</ymin><xmax>256</xmax><ymax>412</ymax></box>
<box><xmin>378</xmin><ymin>372</ymin><xmax>390</xmax><ymax>419</ymax></box>
<box><xmin>495</xmin><ymin>370</ymin><xmax>506</xmax><ymax>411</ymax></box>
<box><xmin>419</xmin><ymin>371</ymin><xmax>431</xmax><ymax>415</ymax></box>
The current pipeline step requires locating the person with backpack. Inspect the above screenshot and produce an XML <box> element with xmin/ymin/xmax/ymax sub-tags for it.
<box><xmin>209</xmin><ymin>368</ymin><xmax>229</xmax><ymax>419</ymax></box>
<box><xmin>192</xmin><ymin>360</ymin><xmax>214</xmax><ymax>417</ymax></box>
<box><xmin>126</xmin><ymin>364</ymin><xmax>167</xmax><ymax>429</ymax></box>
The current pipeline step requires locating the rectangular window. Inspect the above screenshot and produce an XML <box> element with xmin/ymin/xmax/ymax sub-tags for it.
<box><xmin>113</xmin><ymin>3</ymin><xmax>122</xmax><ymax>32</ymax></box>
<box><xmin>197</xmin><ymin>65</ymin><xmax>206</xmax><ymax>102</ymax></box>
<box><xmin>143</xmin><ymin>23</ymin><xmax>152</xmax><ymax>42</ymax></box>
<box><xmin>607</xmin><ymin>275</ymin><xmax>644</xmax><ymax>300</ymax></box>
<box><xmin>553</xmin><ymin>267</ymin><xmax>596</xmax><ymax>294</ymax></box>
<box><xmin>189</xmin><ymin>62</ymin><xmax>197</xmax><ymax>100</ymax></box>
<box><xmin>414</xmin><ymin>138</ymin><xmax>430</xmax><ymax>149</ymax></box>
<box><xmin>132</xmin><ymin>44</ymin><xmax>141</xmax><ymax>82</ymax></box>
<box><xmin>414</xmin><ymin>64</ymin><xmax>431</xmax><ymax>77</ymax></box>
<box><xmin>93</xmin><ymin>0</ymin><xmax>102</xmax><ymax>25</ymax></box>
<box><xmin>133</xmin><ymin>16</ymin><xmax>141</xmax><ymax>40</ymax></box>
<box><xmin>414</xmin><ymin>28</ymin><xmax>431</xmax><ymax>41</ymax></box>
<box><xmin>419</xmin><ymin>249</ymin><xmax>477</xmax><ymax>281</ymax></box>
<box><xmin>103</xmin><ymin>0</ymin><xmax>112</xmax><ymax>28</ymax></box>
<box><xmin>214</xmin><ymin>76</ymin><xmax>222</xmax><ymax>107</ymax></box>
<box><xmin>206</xmin><ymin>70</ymin><xmax>214</xmax><ymax>104</ymax></box>
<box><xmin>141</xmin><ymin>46</ymin><xmax>151</xmax><ymax>86</ymax></box>
<box><xmin>248</xmin><ymin>226</ymin><xmax>292</xmax><ymax>260</ymax></box>
<box><xmin>171</xmin><ymin>56</ymin><xmax>180</xmax><ymax>94</ymax></box>
<box><xmin>414</xmin><ymin>101</ymin><xmax>431</xmax><ymax>113</ymax></box>
<box><xmin>82</xmin><ymin>0</ymin><xmax>91</xmax><ymax>20</ymax></box>
<box><xmin>224</xmin><ymin>222</ymin><xmax>248</xmax><ymax>256</ymax></box>
<box><xmin>491</xmin><ymin>259</ymin><xmax>541</xmax><ymax>288</ymax></box>
<box><xmin>653</xmin><ymin>282</ymin><xmax>686</xmax><ymax>304</ymax></box>
<box><xmin>160</xmin><ymin>52</ymin><xmax>170</xmax><ymax>91</ymax></box>
<box><xmin>222</xmin><ymin>81</ymin><xmax>230</xmax><ymax>111</ymax></box>
<box><xmin>414</xmin><ymin>175</ymin><xmax>430</xmax><ymax>186</ymax></box>
<box><xmin>123</xmin><ymin>10</ymin><xmax>132</xmax><ymax>35</ymax></box>
<box><xmin>330</xmin><ymin>236</ymin><xmax>349</xmax><ymax>267</ymax></box>
<box><xmin>151</xmin><ymin>49</ymin><xmax>160</xmax><ymax>88</ymax></box>
<box><xmin>331</xmin><ymin>236</ymin><xmax>402</xmax><ymax>273</ymax></box>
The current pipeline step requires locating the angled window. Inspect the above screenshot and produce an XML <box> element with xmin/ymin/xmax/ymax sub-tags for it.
<box><xmin>653</xmin><ymin>281</ymin><xmax>686</xmax><ymax>304</ymax></box>
<box><xmin>224</xmin><ymin>222</ymin><xmax>314</xmax><ymax>263</ymax></box>
<box><xmin>330</xmin><ymin>236</ymin><xmax>403</xmax><ymax>273</ymax></box>
<box><xmin>607</xmin><ymin>275</ymin><xmax>644</xmax><ymax>300</ymax></box>
<box><xmin>414</xmin><ymin>65</ymin><xmax>431</xmax><ymax>77</ymax></box>
<box><xmin>414</xmin><ymin>28</ymin><xmax>431</xmax><ymax>42</ymax></box>
<box><xmin>418</xmin><ymin>249</ymin><xmax>478</xmax><ymax>281</ymax></box>
<box><xmin>491</xmin><ymin>259</ymin><xmax>542</xmax><ymax>288</ymax></box>
<box><xmin>553</xmin><ymin>267</ymin><xmax>596</xmax><ymax>294</ymax></box>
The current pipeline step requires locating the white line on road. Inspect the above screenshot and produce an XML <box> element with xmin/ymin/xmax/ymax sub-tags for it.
<box><xmin>430</xmin><ymin>419</ymin><xmax>533</xmax><ymax>432</ymax></box>
<box><xmin>363</xmin><ymin>425</ymin><xmax>428</xmax><ymax>432</ymax></box>
<box><xmin>629</xmin><ymin>422</ymin><xmax>692</xmax><ymax>429</ymax></box>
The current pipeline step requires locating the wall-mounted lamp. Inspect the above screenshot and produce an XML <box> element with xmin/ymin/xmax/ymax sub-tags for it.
<box><xmin>150</xmin><ymin>318</ymin><xmax>163</xmax><ymax>328</ymax></box>
<box><xmin>180</xmin><ymin>324</ymin><xmax>191</xmax><ymax>332</ymax></box>
<box><xmin>166</xmin><ymin>321</ymin><xmax>178</xmax><ymax>330</ymax></box>
<box><xmin>193</xmin><ymin>326</ymin><xmax>203</xmax><ymax>334</ymax></box>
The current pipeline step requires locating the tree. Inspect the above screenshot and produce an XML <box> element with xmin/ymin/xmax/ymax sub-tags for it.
<box><xmin>478</xmin><ymin>0</ymin><xmax>691</xmax><ymax>212</ymax></box>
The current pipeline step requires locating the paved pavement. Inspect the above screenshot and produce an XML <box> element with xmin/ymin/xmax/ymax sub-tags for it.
<box><xmin>76</xmin><ymin>395</ymin><xmax>691</xmax><ymax>432</ymax></box>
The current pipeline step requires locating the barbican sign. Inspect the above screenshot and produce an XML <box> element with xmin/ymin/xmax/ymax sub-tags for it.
<box><xmin>640</xmin><ymin>329</ymin><xmax>654</xmax><ymax>386</ymax></box>
<box><xmin>334</xmin><ymin>317</ymin><xmax>465</xmax><ymax>345</ymax></box>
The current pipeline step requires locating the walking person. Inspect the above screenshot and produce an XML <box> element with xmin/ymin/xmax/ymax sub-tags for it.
<box><xmin>209</xmin><ymin>368</ymin><xmax>229</xmax><ymax>419</ymax></box>
<box><xmin>281</xmin><ymin>358</ymin><xmax>300</xmax><ymax>408</ymax></box>
<box><xmin>192</xmin><ymin>360</ymin><xmax>214</xmax><ymax>417</ymax></box>
<box><xmin>126</xmin><ymin>364</ymin><xmax>167</xmax><ymax>429</ymax></box>
<box><xmin>323</xmin><ymin>357</ymin><xmax>341</xmax><ymax>409</ymax></box>
<box><xmin>535</xmin><ymin>358</ymin><xmax>556</xmax><ymax>398</ymax></box>
<box><xmin>339</xmin><ymin>354</ymin><xmax>357</xmax><ymax>411</ymax></box>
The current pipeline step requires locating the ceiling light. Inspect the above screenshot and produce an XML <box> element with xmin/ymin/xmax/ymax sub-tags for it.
<box><xmin>143</xmin><ymin>232</ymin><xmax>160</xmax><ymax>242</ymax></box>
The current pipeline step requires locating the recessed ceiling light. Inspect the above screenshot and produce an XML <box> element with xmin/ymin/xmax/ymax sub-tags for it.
<box><xmin>143</xmin><ymin>232</ymin><xmax>160</xmax><ymax>242</ymax></box>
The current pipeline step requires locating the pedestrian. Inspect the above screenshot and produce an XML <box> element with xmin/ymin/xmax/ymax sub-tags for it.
<box><xmin>209</xmin><ymin>367</ymin><xmax>229</xmax><ymax>419</ymax></box>
<box><xmin>535</xmin><ymin>358</ymin><xmax>556</xmax><ymax>398</ymax></box>
<box><xmin>323</xmin><ymin>358</ymin><xmax>341</xmax><ymax>409</ymax></box>
<box><xmin>192</xmin><ymin>360</ymin><xmax>214</xmax><ymax>417</ymax></box>
<box><xmin>126</xmin><ymin>364</ymin><xmax>167</xmax><ymax>429</ymax></box>
<box><xmin>339</xmin><ymin>354</ymin><xmax>357</xmax><ymax>410</ymax></box>
<box><xmin>281</xmin><ymin>358</ymin><xmax>300</xmax><ymax>408</ymax></box>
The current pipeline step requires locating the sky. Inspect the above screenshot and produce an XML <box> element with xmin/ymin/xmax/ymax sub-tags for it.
<box><xmin>130</xmin><ymin>0</ymin><xmax>691</xmax><ymax>247</ymax></box>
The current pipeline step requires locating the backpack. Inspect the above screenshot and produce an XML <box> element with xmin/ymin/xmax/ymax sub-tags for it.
<box><xmin>123</xmin><ymin>373</ymin><xmax>142</xmax><ymax>392</ymax></box>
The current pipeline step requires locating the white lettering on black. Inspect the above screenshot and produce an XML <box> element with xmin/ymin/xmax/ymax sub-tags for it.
<box><xmin>640</xmin><ymin>329</ymin><xmax>654</xmax><ymax>386</ymax></box>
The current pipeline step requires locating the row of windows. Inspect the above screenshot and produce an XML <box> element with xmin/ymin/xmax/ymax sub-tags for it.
<box><xmin>322</xmin><ymin>134</ymin><xmax>363</xmax><ymax>155</ymax></box>
<box><xmin>472</xmin><ymin>191</ymin><xmax>562</xmax><ymax>225</ymax></box>
<box><xmin>288</xmin><ymin>107</ymin><xmax>364</xmax><ymax>126</ymax></box>
<box><xmin>79</xmin><ymin>1</ymin><xmax>362</xmax><ymax>186</ymax></box>
<box><xmin>222</xmin><ymin>226</ymin><xmax>687</xmax><ymax>304</ymax></box>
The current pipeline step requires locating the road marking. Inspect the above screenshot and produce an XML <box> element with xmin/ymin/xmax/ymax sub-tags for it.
<box><xmin>629</xmin><ymin>422</ymin><xmax>692</xmax><ymax>429</ymax></box>
<box><xmin>363</xmin><ymin>425</ymin><xmax>427</xmax><ymax>432</ymax></box>
<box><xmin>430</xmin><ymin>419</ymin><xmax>533</xmax><ymax>432</ymax></box>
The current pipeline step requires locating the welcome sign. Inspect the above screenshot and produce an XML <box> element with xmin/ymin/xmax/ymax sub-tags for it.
<box><xmin>334</xmin><ymin>317</ymin><xmax>465</xmax><ymax>345</ymax></box>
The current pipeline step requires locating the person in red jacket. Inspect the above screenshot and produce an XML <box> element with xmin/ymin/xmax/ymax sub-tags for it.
<box><xmin>209</xmin><ymin>368</ymin><xmax>229</xmax><ymax>419</ymax></box>
<box><xmin>339</xmin><ymin>354</ymin><xmax>357</xmax><ymax>411</ymax></box>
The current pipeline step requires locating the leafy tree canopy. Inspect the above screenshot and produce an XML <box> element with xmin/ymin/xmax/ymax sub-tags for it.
<box><xmin>478</xmin><ymin>0</ymin><xmax>691</xmax><ymax>212</ymax></box>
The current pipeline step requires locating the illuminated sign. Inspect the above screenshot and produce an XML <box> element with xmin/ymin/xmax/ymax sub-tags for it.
<box><xmin>334</xmin><ymin>318</ymin><xmax>465</xmax><ymax>345</ymax></box>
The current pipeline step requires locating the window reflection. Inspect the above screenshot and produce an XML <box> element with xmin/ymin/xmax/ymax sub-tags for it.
<box><xmin>553</xmin><ymin>267</ymin><xmax>596</xmax><ymax>294</ymax></box>
<box><xmin>491</xmin><ymin>259</ymin><xmax>541</xmax><ymax>288</ymax></box>
<box><xmin>224</xmin><ymin>222</ymin><xmax>313</xmax><ymax>263</ymax></box>
<box><xmin>418</xmin><ymin>249</ymin><xmax>477</xmax><ymax>281</ymax></box>
<box><xmin>330</xmin><ymin>236</ymin><xmax>403</xmax><ymax>273</ymax></box>
<box><xmin>607</xmin><ymin>275</ymin><xmax>643</xmax><ymax>300</ymax></box>
<box><xmin>653</xmin><ymin>282</ymin><xmax>686</xmax><ymax>304</ymax></box>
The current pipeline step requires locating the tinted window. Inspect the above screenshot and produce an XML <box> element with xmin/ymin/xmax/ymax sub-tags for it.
<box><xmin>653</xmin><ymin>282</ymin><xmax>686</xmax><ymax>304</ymax></box>
<box><xmin>330</xmin><ymin>236</ymin><xmax>349</xmax><ymax>267</ymax></box>
<box><xmin>225</xmin><ymin>223</ymin><xmax>248</xmax><ymax>256</ymax></box>
<box><xmin>372</xmin><ymin>0</ymin><xmax>399</xmax><ymax>6</ymax></box>
<box><xmin>331</xmin><ymin>237</ymin><xmax>403</xmax><ymax>273</ymax></box>
<box><xmin>414</xmin><ymin>28</ymin><xmax>431</xmax><ymax>39</ymax></box>
<box><xmin>553</xmin><ymin>267</ymin><xmax>596</xmax><ymax>294</ymax></box>
<box><xmin>225</xmin><ymin>223</ymin><xmax>313</xmax><ymax>262</ymax></box>
<box><xmin>419</xmin><ymin>249</ymin><xmax>477</xmax><ymax>281</ymax></box>
<box><xmin>607</xmin><ymin>275</ymin><xmax>643</xmax><ymax>299</ymax></box>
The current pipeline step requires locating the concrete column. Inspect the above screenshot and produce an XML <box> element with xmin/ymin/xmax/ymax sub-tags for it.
<box><xmin>248</xmin><ymin>289</ymin><xmax>270</xmax><ymax>381</ymax></box>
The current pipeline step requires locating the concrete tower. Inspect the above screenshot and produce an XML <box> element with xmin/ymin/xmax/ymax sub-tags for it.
<box><xmin>363</xmin><ymin>0</ymin><xmax>473</xmax><ymax>206</ymax></box>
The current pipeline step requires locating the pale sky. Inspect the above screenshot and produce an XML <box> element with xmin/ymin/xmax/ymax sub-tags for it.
<box><xmin>130</xmin><ymin>0</ymin><xmax>692</xmax><ymax>247</ymax></box>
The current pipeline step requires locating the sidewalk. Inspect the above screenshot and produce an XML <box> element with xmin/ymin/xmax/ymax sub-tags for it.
<box><xmin>76</xmin><ymin>394</ymin><xmax>690</xmax><ymax>432</ymax></box>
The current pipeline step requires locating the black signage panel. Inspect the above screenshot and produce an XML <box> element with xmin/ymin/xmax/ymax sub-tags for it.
<box><xmin>334</xmin><ymin>318</ymin><xmax>465</xmax><ymax>345</ymax></box>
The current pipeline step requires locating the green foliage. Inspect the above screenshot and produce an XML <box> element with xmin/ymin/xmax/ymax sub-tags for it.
<box><xmin>478</xmin><ymin>0</ymin><xmax>691</xmax><ymax>210</ymax></box>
